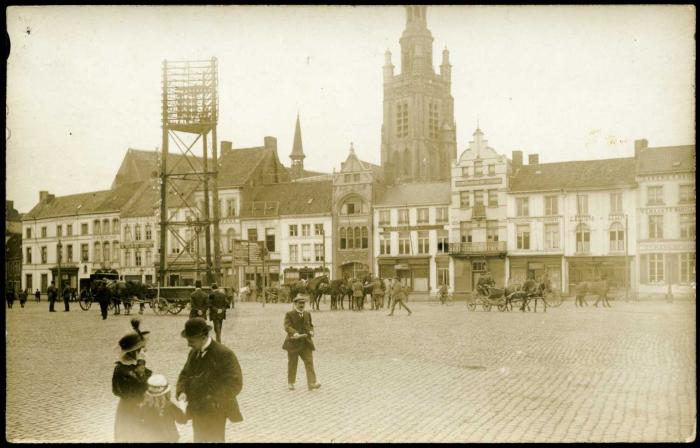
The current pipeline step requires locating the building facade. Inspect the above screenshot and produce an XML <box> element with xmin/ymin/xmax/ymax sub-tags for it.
<box><xmin>635</xmin><ymin>140</ymin><xmax>695</xmax><ymax>298</ymax></box>
<box><xmin>449</xmin><ymin>128</ymin><xmax>510</xmax><ymax>294</ymax></box>
<box><xmin>374</xmin><ymin>181</ymin><xmax>451</xmax><ymax>295</ymax></box>
<box><xmin>5</xmin><ymin>200</ymin><xmax>23</xmax><ymax>292</ymax></box>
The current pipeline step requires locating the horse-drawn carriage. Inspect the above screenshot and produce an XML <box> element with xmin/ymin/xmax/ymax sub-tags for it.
<box><xmin>78</xmin><ymin>272</ymin><xmax>152</xmax><ymax>314</ymax></box>
<box><xmin>145</xmin><ymin>286</ymin><xmax>235</xmax><ymax>315</ymax></box>
<box><xmin>467</xmin><ymin>278</ymin><xmax>563</xmax><ymax>313</ymax></box>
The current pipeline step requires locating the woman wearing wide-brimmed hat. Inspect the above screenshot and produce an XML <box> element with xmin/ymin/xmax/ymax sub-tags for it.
<box><xmin>112</xmin><ymin>318</ymin><xmax>153</xmax><ymax>442</ymax></box>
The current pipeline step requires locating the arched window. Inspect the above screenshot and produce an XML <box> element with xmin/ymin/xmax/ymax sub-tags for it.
<box><xmin>227</xmin><ymin>228</ymin><xmax>236</xmax><ymax>253</ymax></box>
<box><xmin>145</xmin><ymin>224</ymin><xmax>152</xmax><ymax>240</ymax></box>
<box><xmin>609</xmin><ymin>222</ymin><xmax>625</xmax><ymax>252</ymax></box>
<box><xmin>362</xmin><ymin>227</ymin><xmax>369</xmax><ymax>249</ymax></box>
<box><xmin>103</xmin><ymin>219</ymin><xmax>110</xmax><ymax>235</ymax></box>
<box><xmin>340</xmin><ymin>228</ymin><xmax>347</xmax><ymax>250</ymax></box>
<box><xmin>93</xmin><ymin>220</ymin><xmax>101</xmax><ymax>235</ymax></box>
<box><xmin>124</xmin><ymin>225</ymin><xmax>131</xmax><ymax>241</ymax></box>
<box><xmin>94</xmin><ymin>242</ymin><xmax>101</xmax><ymax>262</ymax></box>
<box><xmin>112</xmin><ymin>241</ymin><xmax>120</xmax><ymax>262</ymax></box>
<box><xmin>576</xmin><ymin>224</ymin><xmax>590</xmax><ymax>253</ymax></box>
<box><xmin>112</xmin><ymin>218</ymin><xmax>119</xmax><ymax>234</ymax></box>
<box><xmin>134</xmin><ymin>224</ymin><xmax>142</xmax><ymax>241</ymax></box>
<box><xmin>103</xmin><ymin>242</ymin><xmax>110</xmax><ymax>262</ymax></box>
<box><xmin>354</xmin><ymin>226</ymin><xmax>362</xmax><ymax>249</ymax></box>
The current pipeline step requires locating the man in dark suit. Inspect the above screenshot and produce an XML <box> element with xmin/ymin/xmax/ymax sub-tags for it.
<box><xmin>177</xmin><ymin>317</ymin><xmax>243</xmax><ymax>442</ymax></box>
<box><xmin>209</xmin><ymin>283</ymin><xmax>229</xmax><ymax>343</ymax></box>
<box><xmin>47</xmin><ymin>281</ymin><xmax>58</xmax><ymax>312</ymax></box>
<box><xmin>283</xmin><ymin>294</ymin><xmax>321</xmax><ymax>391</ymax></box>
<box><xmin>190</xmin><ymin>280</ymin><xmax>209</xmax><ymax>319</ymax></box>
<box><xmin>62</xmin><ymin>285</ymin><xmax>71</xmax><ymax>311</ymax></box>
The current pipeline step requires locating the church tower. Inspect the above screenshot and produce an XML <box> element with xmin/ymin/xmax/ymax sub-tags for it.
<box><xmin>381</xmin><ymin>6</ymin><xmax>456</xmax><ymax>185</ymax></box>
<box><xmin>289</xmin><ymin>113</ymin><xmax>306</xmax><ymax>179</ymax></box>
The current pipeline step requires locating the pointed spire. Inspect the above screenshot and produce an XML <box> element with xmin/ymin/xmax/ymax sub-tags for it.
<box><xmin>349</xmin><ymin>142</ymin><xmax>355</xmax><ymax>155</ymax></box>
<box><xmin>290</xmin><ymin>113</ymin><xmax>305</xmax><ymax>160</ymax></box>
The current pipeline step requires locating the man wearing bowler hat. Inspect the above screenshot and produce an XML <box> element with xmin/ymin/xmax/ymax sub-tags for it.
<box><xmin>176</xmin><ymin>317</ymin><xmax>243</xmax><ymax>442</ymax></box>
<box><xmin>283</xmin><ymin>294</ymin><xmax>321</xmax><ymax>391</ymax></box>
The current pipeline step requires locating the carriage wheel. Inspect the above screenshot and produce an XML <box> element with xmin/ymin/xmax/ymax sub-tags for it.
<box><xmin>79</xmin><ymin>293</ymin><xmax>92</xmax><ymax>311</ymax></box>
<box><xmin>167</xmin><ymin>302</ymin><xmax>186</xmax><ymax>315</ymax></box>
<box><xmin>545</xmin><ymin>291</ymin><xmax>563</xmax><ymax>308</ymax></box>
<box><xmin>467</xmin><ymin>302</ymin><xmax>476</xmax><ymax>311</ymax></box>
<box><xmin>483</xmin><ymin>302</ymin><xmax>492</xmax><ymax>312</ymax></box>
<box><xmin>497</xmin><ymin>303</ymin><xmax>507</xmax><ymax>312</ymax></box>
<box><xmin>151</xmin><ymin>298</ymin><xmax>169</xmax><ymax>315</ymax></box>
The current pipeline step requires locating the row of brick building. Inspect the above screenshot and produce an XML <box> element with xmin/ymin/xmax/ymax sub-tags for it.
<box><xmin>16</xmin><ymin>6</ymin><xmax>694</xmax><ymax>299</ymax></box>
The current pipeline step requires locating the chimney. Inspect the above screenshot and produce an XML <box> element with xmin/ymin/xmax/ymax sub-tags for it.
<box><xmin>221</xmin><ymin>140</ymin><xmax>233</xmax><ymax>157</ymax></box>
<box><xmin>512</xmin><ymin>151</ymin><xmax>523</xmax><ymax>169</ymax></box>
<box><xmin>634</xmin><ymin>139</ymin><xmax>648</xmax><ymax>159</ymax></box>
<box><xmin>528</xmin><ymin>154</ymin><xmax>539</xmax><ymax>165</ymax></box>
<box><xmin>264</xmin><ymin>136</ymin><xmax>277</xmax><ymax>152</ymax></box>
<box><xmin>39</xmin><ymin>191</ymin><xmax>49</xmax><ymax>202</ymax></box>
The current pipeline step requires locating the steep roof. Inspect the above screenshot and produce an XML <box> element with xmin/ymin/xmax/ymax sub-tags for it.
<box><xmin>375</xmin><ymin>181</ymin><xmax>451</xmax><ymax>207</ymax></box>
<box><xmin>112</xmin><ymin>148</ymin><xmax>205</xmax><ymax>188</ymax></box>
<box><xmin>218</xmin><ymin>146</ymin><xmax>273</xmax><ymax>188</ymax></box>
<box><xmin>510</xmin><ymin>157</ymin><xmax>637</xmax><ymax>193</ymax></box>
<box><xmin>120</xmin><ymin>182</ymin><xmax>158</xmax><ymax>218</ymax></box>
<box><xmin>290</xmin><ymin>114</ymin><xmax>305</xmax><ymax>159</ymax></box>
<box><xmin>240</xmin><ymin>180</ymin><xmax>333</xmax><ymax>218</ymax></box>
<box><xmin>23</xmin><ymin>181</ymin><xmax>146</xmax><ymax>221</ymax></box>
<box><xmin>636</xmin><ymin>145</ymin><xmax>695</xmax><ymax>175</ymax></box>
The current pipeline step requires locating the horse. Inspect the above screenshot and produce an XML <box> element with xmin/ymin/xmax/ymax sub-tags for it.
<box><xmin>575</xmin><ymin>279</ymin><xmax>610</xmax><ymax>308</ymax></box>
<box><xmin>307</xmin><ymin>275</ymin><xmax>331</xmax><ymax>311</ymax></box>
<box><xmin>103</xmin><ymin>280</ymin><xmax>146</xmax><ymax>315</ymax></box>
<box><xmin>505</xmin><ymin>279</ymin><xmax>549</xmax><ymax>312</ymax></box>
<box><xmin>328</xmin><ymin>279</ymin><xmax>350</xmax><ymax>310</ymax></box>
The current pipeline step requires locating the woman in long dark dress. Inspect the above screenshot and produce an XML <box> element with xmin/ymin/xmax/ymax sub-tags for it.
<box><xmin>112</xmin><ymin>318</ymin><xmax>152</xmax><ymax>442</ymax></box>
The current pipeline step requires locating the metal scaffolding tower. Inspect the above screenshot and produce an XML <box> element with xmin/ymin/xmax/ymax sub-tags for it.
<box><xmin>158</xmin><ymin>58</ymin><xmax>222</xmax><ymax>287</ymax></box>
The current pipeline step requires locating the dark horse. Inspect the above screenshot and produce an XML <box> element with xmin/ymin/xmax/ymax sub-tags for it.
<box><xmin>307</xmin><ymin>275</ymin><xmax>331</xmax><ymax>311</ymax></box>
<box><xmin>104</xmin><ymin>280</ymin><xmax>148</xmax><ymax>315</ymax></box>
<box><xmin>328</xmin><ymin>279</ymin><xmax>350</xmax><ymax>310</ymax></box>
<box><xmin>506</xmin><ymin>278</ymin><xmax>550</xmax><ymax>312</ymax></box>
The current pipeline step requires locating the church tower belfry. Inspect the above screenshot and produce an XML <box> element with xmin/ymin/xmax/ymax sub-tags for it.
<box><xmin>381</xmin><ymin>6</ymin><xmax>456</xmax><ymax>185</ymax></box>
<box><xmin>289</xmin><ymin>113</ymin><xmax>306</xmax><ymax>179</ymax></box>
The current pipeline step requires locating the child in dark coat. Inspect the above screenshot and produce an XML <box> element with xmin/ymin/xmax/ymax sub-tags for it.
<box><xmin>137</xmin><ymin>374</ymin><xmax>188</xmax><ymax>442</ymax></box>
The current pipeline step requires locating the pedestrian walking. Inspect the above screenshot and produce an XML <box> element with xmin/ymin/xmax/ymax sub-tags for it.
<box><xmin>136</xmin><ymin>374</ymin><xmax>187</xmax><ymax>443</ymax></box>
<box><xmin>438</xmin><ymin>283</ymin><xmax>448</xmax><ymax>305</ymax></box>
<box><xmin>384</xmin><ymin>277</ymin><xmax>393</xmax><ymax>309</ymax></box>
<box><xmin>283</xmin><ymin>294</ymin><xmax>322</xmax><ymax>391</ymax></box>
<box><xmin>62</xmin><ymin>285</ymin><xmax>71</xmax><ymax>312</ymax></box>
<box><xmin>96</xmin><ymin>280</ymin><xmax>111</xmax><ymax>320</ymax></box>
<box><xmin>19</xmin><ymin>288</ymin><xmax>28</xmax><ymax>308</ymax></box>
<box><xmin>189</xmin><ymin>280</ymin><xmax>209</xmax><ymax>319</ymax></box>
<box><xmin>387</xmin><ymin>278</ymin><xmax>412</xmax><ymax>316</ymax></box>
<box><xmin>6</xmin><ymin>288</ymin><xmax>16</xmax><ymax>308</ymax></box>
<box><xmin>47</xmin><ymin>281</ymin><xmax>58</xmax><ymax>312</ymax></box>
<box><xmin>177</xmin><ymin>317</ymin><xmax>243</xmax><ymax>442</ymax></box>
<box><xmin>371</xmin><ymin>277</ymin><xmax>384</xmax><ymax>310</ymax></box>
<box><xmin>574</xmin><ymin>282</ymin><xmax>589</xmax><ymax>308</ymax></box>
<box><xmin>208</xmin><ymin>283</ymin><xmax>229</xmax><ymax>343</ymax></box>
<box><xmin>34</xmin><ymin>289</ymin><xmax>41</xmax><ymax>303</ymax></box>
<box><xmin>112</xmin><ymin>319</ymin><xmax>153</xmax><ymax>442</ymax></box>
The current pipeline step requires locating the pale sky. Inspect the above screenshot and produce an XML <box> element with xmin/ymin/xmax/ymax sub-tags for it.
<box><xmin>6</xmin><ymin>5</ymin><xmax>696</xmax><ymax>213</ymax></box>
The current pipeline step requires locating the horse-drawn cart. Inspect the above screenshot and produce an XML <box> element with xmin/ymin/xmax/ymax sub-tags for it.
<box><xmin>145</xmin><ymin>286</ymin><xmax>235</xmax><ymax>315</ymax></box>
<box><xmin>467</xmin><ymin>286</ymin><xmax>510</xmax><ymax>312</ymax></box>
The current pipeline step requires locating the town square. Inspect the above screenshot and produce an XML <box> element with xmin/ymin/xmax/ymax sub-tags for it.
<box><xmin>5</xmin><ymin>5</ymin><xmax>696</xmax><ymax>443</ymax></box>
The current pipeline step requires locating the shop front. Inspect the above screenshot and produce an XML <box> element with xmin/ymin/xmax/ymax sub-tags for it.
<box><xmin>508</xmin><ymin>255</ymin><xmax>563</xmax><ymax>292</ymax></box>
<box><xmin>377</xmin><ymin>256</ymin><xmax>430</xmax><ymax>292</ymax></box>
<box><xmin>567</xmin><ymin>256</ymin><xmax>631</xmax><ymax>293</ymax></box>
<box><xmin>453</xmin><ymin>255</ymin><xmax>506</xmax><ymax>294</ymax></box>
<box><xmin>50</xmin><ymin>265</ymin><xmax>79</xmax><ymax>290</ymax></box>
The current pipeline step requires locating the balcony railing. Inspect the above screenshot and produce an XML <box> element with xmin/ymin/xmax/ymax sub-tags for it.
<box><xmin>449</xmin><ymin>241</ymin><xmax>506</xmax><ymax>255</ymax></box>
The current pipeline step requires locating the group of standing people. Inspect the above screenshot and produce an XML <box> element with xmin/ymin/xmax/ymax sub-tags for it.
<box><xmin>112</xmin><ymin>316</ymin><xmax>243</xmax><ymax>442</ymax></box>
<box><xmin>5</xmin><ymin>288</ymin><xmax>28</xmax><ymax>308</ymax></box>
<box><xmin>346</xmin><ymin>276</ymin><xmax>412</xmax><ymax>315</ymax></box>
<box><xmin>45</xmin><ymin>281</ymin><xmax>74</xmax><ymax>312</ymax></box>
<box><xmin>189</xmin><ymin>280</ymin><xmax>232</xmax><ymax>343</ymax></box>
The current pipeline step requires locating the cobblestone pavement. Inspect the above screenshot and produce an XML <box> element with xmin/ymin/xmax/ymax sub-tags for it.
<box><xmin>5</xmin><ymin>298</ymin><xmax>696</xmax><ymax>443</ymax></box>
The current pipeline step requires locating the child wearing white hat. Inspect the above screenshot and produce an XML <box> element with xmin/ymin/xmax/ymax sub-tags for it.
<box><xmin>137</xmin><ymin>374</ymin><xmax>188</xmax><ymax>442</ymax></box>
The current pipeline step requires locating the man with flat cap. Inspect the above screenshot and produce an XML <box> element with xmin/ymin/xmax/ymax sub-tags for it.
<box><xmin>283</xmin><ymin>293</ymin><xmax>321</xmax><ymax>391</ymax></box>
<box><xmin>189</xmin><ymin>280</ymin><xmax>209</xmax><ymax>319</ymax></box>
<box><xmin>176</xmin><ymin>317</ymin><xmax>243</xmax><ymax>442</ymax></box>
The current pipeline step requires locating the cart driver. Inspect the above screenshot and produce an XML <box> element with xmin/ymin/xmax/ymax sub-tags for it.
<box><xmin>477</xmin><ymin>271</ymin><xmax>495</xmax><ymax>296</ymax></box>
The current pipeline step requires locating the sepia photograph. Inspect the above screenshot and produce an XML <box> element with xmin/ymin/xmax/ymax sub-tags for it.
<box><xmin>4</xmin><ymin>5</ymin><xmax>696</xmax><ymax>443</ymax></box>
